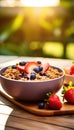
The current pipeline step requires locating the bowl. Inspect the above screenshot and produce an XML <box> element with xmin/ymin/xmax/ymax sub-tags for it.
<box><xmin>64</xmin><ymin>74</ymin><xmax>74</xmax><ymax>85</ymax></box>
<box><xmin>0</xmin><ymin>66</ymin><xmax>65</xmax><ymax>101</ymax></box>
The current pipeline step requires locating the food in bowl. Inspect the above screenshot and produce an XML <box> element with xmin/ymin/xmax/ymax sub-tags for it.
<box><xmin>1</xmin><ymin>61</ymin><xmax>63</xmax><ymax>81</ymax></box>
<box><xmin>0</xmin><ymin>61</ymin><xmax>65</xmax><ymax>101</ymax></box>
<box><xmin>63</xmin><ymin>62</ymin><xmax>74</xmax><ymax>85</ymax></box>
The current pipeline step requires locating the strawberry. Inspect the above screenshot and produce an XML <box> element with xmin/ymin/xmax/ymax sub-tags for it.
<box><xmin>64</xmin><ymin>88</ymin><xmax>74</xmax><ymax>104</ymax></box>
<box><xmin>24</xmin><ymin>61</ymin><xmax>40</xmax><ymax>74</ymax></box>
<box><xmin>62</xmin><ymin>81</ymin><xmax>74</xmax><ymax>104</ymax></box>
<box><xmin>17</xmin><ymin>61</ymin><xmax>50</xmax><ymax>75</ymax></box>
<box><xmin>38</xmin><ymin>93</ymin><xmax>62</xmax><ymax>110</ymax></box>
<box><xmin>17</xmin><ymin>64</ymin><xmax>25</xmax><ymax>71</ymax></box>
<box><xmin>42</xmin><ymin>63</ymin><xmax>50</xmax><ymax>72</ymax></box>
<box><xmin>70</xmin><ymin>62</ymin><xmax>74</xmax><ymax>75</ymax></box>
<box><xmin>46</xmin><ymin>93</ymin><xmax>62</xmax><ymax>110</ymax></box>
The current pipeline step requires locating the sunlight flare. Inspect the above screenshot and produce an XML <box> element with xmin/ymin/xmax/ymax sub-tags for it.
<box><xmin>21</xmin><ymin>0</ymin><xmax>59</xmax><ymax>7</ymax></box>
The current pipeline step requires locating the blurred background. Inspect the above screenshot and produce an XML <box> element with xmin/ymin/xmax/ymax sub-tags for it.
<box><xmin>0</xmin><ymin>0</ymin><xmax>74</xmax><ymax>59</ymax></box>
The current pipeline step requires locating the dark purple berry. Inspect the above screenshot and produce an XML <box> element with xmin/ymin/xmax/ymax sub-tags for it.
<box><xmin>33</xmin><ymin>67</ymin><xmax>40</xmax><ymax>73</ymax></box>
<box><xmin>24</xmin><ymin>73</ymin><xmax>29</xmax><ymax>79</ymax></box>
<box><xmin>39</xmin><ymin>72</ymin><xmax>46</xmax><ymax>76</ymax></box>
<box><xmin>39</xmin><ymin>66</ymin><xmax>43</xmax><ymax>71</ymax></box>
<box><xmin>19</xmin><ymin>61</ymin><xmax>27</xmax><ymax>66</ymax></box>
<box><xmin>37</xmin><ymin>61</ymin><xmax>42</xmax><ymax>64</ymax></box>
<box><xmin>30</xmin><ymin>73</ymin><xmax>36</xmax><ymax>80</ymax></box>
<box><xmin>12</xmin><ymin>65</ymin><xmax>16</xmax><ymax>69</ymax></box>
<box><xmin>38</xmin><ymin>102</ymin><xmax>44</xmax><ymax>109</ymax></box>
<box><xmin>24</xmin><ymin>73</ymin><xmax>27</xmax><ymax>76</ymax></box>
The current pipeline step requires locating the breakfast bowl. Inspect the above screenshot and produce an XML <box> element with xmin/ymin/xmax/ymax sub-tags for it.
<box><xmin>0</xmin><ymin>61</ymin><xmax>65</xmax><ymax>101</ymax></box>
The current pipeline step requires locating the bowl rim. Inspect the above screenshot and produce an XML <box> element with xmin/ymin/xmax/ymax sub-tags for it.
<box><xmin>0</xmin><ymin>65</ymin><xmax>65</xmax><ymax>83</ymax></box>
<box><xmin>65</xmin><ymin>73</ymin><xmax>74</xmax><ymax>77</ymax></box>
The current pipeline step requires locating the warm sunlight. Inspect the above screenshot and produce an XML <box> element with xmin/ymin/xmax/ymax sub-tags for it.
<box><xmin>21</xmin><ymin>0</ymin><xmax>60</xmax><ymax>7</ymax></box>
<box><xmin>1</xmin><ymin>0</ymin><xmax>60</xmax><ymax>7</ymax></box>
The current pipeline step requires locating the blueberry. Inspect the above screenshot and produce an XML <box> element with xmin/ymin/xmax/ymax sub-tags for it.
<box><xmin>30</xmin><ymin>73</ymin><xmax>36</xmax><ymax>80</ymax></box>
<box><xmin>37</xmin><ymin>61</ymin><xmax>42</xmax><ymax>64</ymax></box>
<box><xmin>40</xmin><ymin>72</ymin><xmax>46</xmax><ymax>76</ymax></box>
<box><xmin>33</xmin><ymin>67</ymin><xmax>40</xmax><ymax>73</ymax></box>
<box><xmin>24</xmin><ymin>73</ymin><xmax>29</xmax><ymax>79</ymax></box>
<box><xmin>23</xmin><ymin>73</ymin><xmax>27</xmax><ymax>77</ymax></box>
<box><xmin>39</xmin><ymin>66</ymin><xmax>43</xmax><ymax>71</ymax></box>
<box><xmin>12</xmin><ymin>65</ymin><xmax>16</xmax><ymax>69</ymax></box>
<box><xmin>38</xmin><ymin>102</ymin><xmax>44</xmax><ymax>109</ymax></box>
<box><xmin>19</xmin><ymin>61</ymin><xmax>27</xmax><ymax>66</ymax></box>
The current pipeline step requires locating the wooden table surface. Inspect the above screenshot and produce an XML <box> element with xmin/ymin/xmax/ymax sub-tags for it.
<box><xmin>0</xmin><ymin>56</ymin><xmax>74</xmax><ymax>130</ymax></box>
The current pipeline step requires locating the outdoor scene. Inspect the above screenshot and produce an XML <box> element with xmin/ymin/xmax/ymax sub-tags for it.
<box><xmin>0</xmin><ymin>0</ymin><xmax>74</xmax><ymax>59</ymax></box>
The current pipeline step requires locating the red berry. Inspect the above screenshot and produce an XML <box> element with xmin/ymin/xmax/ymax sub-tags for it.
<box><xmin>70</xmin><ymin>65</ymin><xmax>74</xmax><ymax>75</ymax></box>
<box><xmin>48</xmin><ymin>94</ymin><xmax>62</xmax><ymax>110</ymax></box>
<box><xmin>17</xmin><ymin>64</ymin><xmax>25</xmax><ymax>71</ymax></box>
<box><xmin>42</xmin><ymin>63</ymin><xmax>50</xmax><ymax>73</ymax></box>
<box><xmin>24</xmin><ymin>62</ymin><xmax>40</xmax><ymax>74</ymax></box>
<box><xmin>64</xmin><ymin>88</ymin><xmax>74</xmax><ymax>104</ymax></box>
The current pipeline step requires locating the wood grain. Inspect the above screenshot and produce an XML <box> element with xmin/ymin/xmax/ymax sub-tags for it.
<box><xmin>0</xmin><ymin>57</ymin><xmax>74</xmax><ymax>130</ymax></box>
<box><xmin>0</xmin><ymin>89</ymin><xmax>74</xmax><ymax>116</ymax></box>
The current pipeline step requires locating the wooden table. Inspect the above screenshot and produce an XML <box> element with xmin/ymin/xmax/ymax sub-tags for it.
<box><xmin>0</xmin><ymin>56</ymin><xmax>74</xmax><ymax>130</ymax></box>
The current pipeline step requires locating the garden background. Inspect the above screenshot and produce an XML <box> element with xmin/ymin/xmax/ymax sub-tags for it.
<box><xmin>0</xmin><ymin>0</ymin><xmax>74</xmax><ymax>59</ymax></box>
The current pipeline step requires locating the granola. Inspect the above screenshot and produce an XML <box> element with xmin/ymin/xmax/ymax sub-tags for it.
<box><xmin>2</xmin><ymin>61</ymin><xmax>63</xmax><ymax>81</ymax></box>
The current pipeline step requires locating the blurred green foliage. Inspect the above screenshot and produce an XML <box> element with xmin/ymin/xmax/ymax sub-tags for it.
<box><xmin>0</xmin><ymin>0</ymin><xmax>74</xmax><ymax>59</ymax></box>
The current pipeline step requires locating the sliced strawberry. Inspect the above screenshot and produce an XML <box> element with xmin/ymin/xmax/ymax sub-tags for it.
<box><xmin>42</xmin><ymin>63</ymin><xmax>50</xmax><ymax>72</ymax></box>
<box><xmin>17</xmin><ymin>64</ymin><xmax>25</xmax><ymax>71</ymax></box>
<box><xmin>24</xmin><ymin>62</ymin><xmax>40</xmax><ymax>74</ymax></box>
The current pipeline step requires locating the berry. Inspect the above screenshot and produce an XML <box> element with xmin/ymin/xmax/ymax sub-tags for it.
<box><xmin>62</xmin><ymin>82</ymin><xmax>74</xmax><ymax>104</ymax></box>
<box><xmin>42</xmin><ymin>63</ymin><xmax>50</xmax><ymax>73</ymax></box>
<box><xmin>24</xmin><ymin>62</ymin><xmax>40</xmax><ymax>74</ymax></box>
<box><xmin>39</xmin><ymin>66</ymin><xmax>43</xmax><ymax>71</ymax></box>
<box><xmin>33</xmin><ymin>67</ymin><xmax>40</xmax><ymax>73</ymax></box>
<box><xmin>39</xmin><ymin>72</ymin><xmax>46</xmax><ymax>76</ymax></box>
<box><xmin>12</xmin><ymin>65</ymin><xmax>17</xmax><ymax>69</ymax></box>
<box><xmin>48</xmin><ymin>94</ymin><xmax>62</xmax><ymax>110</ymax></box>
<box><xmin>70</xmin><ymin>63</ymin><xmax>74</xmax><ymax>75</ymax></box>
<box><xmin>37</xmin><ymin>61</ymin><xmax>42</xmax><ymax>64</ymax></box>
<box><xmin>19</xmin><ymin>61</ymin><xmax>27</xmax><ymax>66</ymax></box>
<box><xmin>64</xmin><ymin>88</ymin><xmax>74</xmax><ymax>104</ymax></box>
<box><xmin>17</xmin><ymin>64</ymin><xmax>25</xmax><ymax>71</ymax></box>
<box><xmin>33</xmin><ymin>66</ymin><xmax>43</xmax><ymax>73</ymax></box>
<box><xmin>30</xmin><ymin>73</ymin><xmax>36</xmax><ymax>80</ymax></box>
<box><xmin>23</xmin><ymin>73</ymin><xmax>29</xmax><ymax>79</ymax></box>
<box><xmin>38</xmin><ymin>102</ymin><xmax>44</xmax><ymax>109</ymax></box>
<box><xmin>24</xmin><ymin>73</ymin><xmax>27</xmax><ymax>77</ymax></box>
